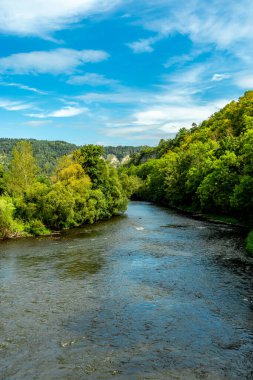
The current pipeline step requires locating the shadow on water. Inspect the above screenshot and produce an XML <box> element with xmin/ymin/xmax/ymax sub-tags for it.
<box><xmin>16</xmin><ymin>248</ymin><xmax>105</xmax><ymax>280</ymax></box>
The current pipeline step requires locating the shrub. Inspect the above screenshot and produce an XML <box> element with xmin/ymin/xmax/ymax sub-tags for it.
<box><xmin>246</xmin><ymin>230</ymin><xmax>253</xmax><ymax>255</ymax></box>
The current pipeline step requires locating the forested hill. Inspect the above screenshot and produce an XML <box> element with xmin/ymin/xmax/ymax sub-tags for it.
<box><xmin>124</xmin><ymin>91</ymin><xmax>253</xmax><ymax>252</ymax></box>
<box><xmin>104</xmin><ymin>146</ymin><xmax>148</xmax><ymax>161</ymax></box>
<box><xmin>0</xmin><ymin>139</ymin><xmax>77</xmax><ymax>173</ymax></box>
<box><xmin>0</xmin><ymin>138</ymin><xmax>145</xmax><ymax>171</ymax></box>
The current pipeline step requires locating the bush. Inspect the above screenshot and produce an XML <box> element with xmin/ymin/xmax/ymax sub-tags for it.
<box><xmin>0</xmin><ymin>197</ymin><xmax>16</xmax><ymax>237</ymax></box>
<box><xmin>25</xmin><ymin>219</ymin><xmax>51</xmax><ymax>236</ymax></box>
<box><xmin>246</xmin><ymin>230</ymin><xmax>253</xmax><ymax>255</ymax></box>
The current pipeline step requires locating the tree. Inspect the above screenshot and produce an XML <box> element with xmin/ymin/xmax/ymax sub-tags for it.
<box><xmin>5</xmin><ymin>141</ymin><xmax>39</xmax><ymax>196</ymax></box>
<box><xmin>74</xmin><ymin>145</ymin><xmax>105</xmax><ymax>187</ymax></box>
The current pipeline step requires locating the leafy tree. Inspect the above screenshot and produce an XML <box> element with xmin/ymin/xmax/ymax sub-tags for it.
<box><xmin>5</xmin><ymin>140</ymin><xmax>39</xmax><ymax>196</ymax></box>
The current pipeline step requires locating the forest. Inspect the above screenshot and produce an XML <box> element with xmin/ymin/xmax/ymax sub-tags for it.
<box><xmin>0</xmin><ymin>142</ymin><xmax>140</xmax><ymax>238</ymax></box>
<box><xmin>123</xmin><ymin>91</ymin><xmax>253</xmax><ymax>254</ymax></box>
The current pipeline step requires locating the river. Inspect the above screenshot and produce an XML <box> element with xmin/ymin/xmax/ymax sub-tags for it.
<box><xmin>0</xmin><ymin>201</ymin><xmax>253</xmax><ymax>379</ymax></box>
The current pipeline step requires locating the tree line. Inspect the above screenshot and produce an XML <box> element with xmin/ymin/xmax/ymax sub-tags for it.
<box><xmin>124</xmin><ymin>91</ymin><xmax>253</xmax><ymax>253</ymax></box>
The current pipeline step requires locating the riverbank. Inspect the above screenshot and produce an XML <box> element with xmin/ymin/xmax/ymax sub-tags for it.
<box><xmin>176</xmin><ymin>206</ymin><xmax>253</xmax><ymax>256</ymax></box>
<box><xmin>133</xmin><ymin>198</ymin><xmax>253</xmax><ymax>256</ymax></box>
<box><xmin>172</xmin><ymin>205</ymin><xmax>253</xmax><ymax>256</ymax></box>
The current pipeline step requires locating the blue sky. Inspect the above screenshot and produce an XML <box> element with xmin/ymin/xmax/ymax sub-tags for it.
<box><xmin>0</xmin><ymin>0</ymin><xmax>252</xmax><ymax>146</ymax></box>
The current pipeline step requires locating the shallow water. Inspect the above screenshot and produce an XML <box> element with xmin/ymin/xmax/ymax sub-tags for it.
<box><xmin>0</xmin><ymin>201</ymin><xmax>253</xmax><ymax>380</ymax></box>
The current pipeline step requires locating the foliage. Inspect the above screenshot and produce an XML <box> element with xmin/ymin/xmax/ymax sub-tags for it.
<box><xmin>0</xmin><ymin>141</ymin><xmax>129</xmax><ymax>237</ymax></box>
<box><xmin>246</xmin><ymin>230</ymin><xmax>253</xmax><ymax>255</ymax></box>
<box><xmin>0</xmin><ymin>197</ymin><xmax>26</xmax><ymax>238</ymax></box>
<box><xmin>5</xmin><ymin>140</ymin><xmax>39</xmax><ymax>196</ymax></box>
<box><xmin>128</xmin><ymin>91</ymin><xmax>253</xmax><ymax>227</ymax></box>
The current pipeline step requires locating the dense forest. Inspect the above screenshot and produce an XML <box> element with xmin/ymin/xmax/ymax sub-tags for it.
<box><xmin>0</xmin><ymin>138</ymin><xmax>144</xmax><ymax>173</ymax></box>
<box><xmin>124</xmin><ymin>91</ymin><xmax>253</xmax><ymax>254</ymax></box>
<box><xmin>0</xmin><ymin>142</ymin><xmax>140</xmax><ymax>238</ymax></box>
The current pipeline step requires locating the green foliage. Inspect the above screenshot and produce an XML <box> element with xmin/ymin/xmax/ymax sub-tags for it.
<box><xmin>5</xmin><ymin>140</ymin><xmax>39</xmax><ymax>196</ymax></box>
<box><xmin>118</xmin><ymin>169</ymin><xmax>143</xmax><ymax>198</ymax></box>
<box><xmin>0</xmin><ymin>164</ymin><xmax>5</xmax><ymax>195</ymax></box>
<box><xmin>0</xmin><ymin>138</ymin><xmax>77</xmax><ymax>174</ymax></box>
<box><xmin>0</xmin><ymin>142</ymin><xmax>129</xmax><ymax>237</ymax></box>
<box><xmin>246</xmin><ymin>230</ymin><xmax>253</xmax><ymax>255</ymax></box>
<box><xmin>128</xmin><ymin>91</ymin><xmax>253</xmax><ymax>226</ymax></box>
<box><xmin>74</xmin><ymin>144</ymin><xmax>105</xmax><ymax>187</ymax></box>
<box><xmin>25</xmin><ymin>219</ymin><xmax>50</xmax><ymax>236</ymax></box>
<box><xmin>0</xmin><ymin>197</ymin><xmax>16</xmax><ymax>237</ymax></box>
<box><xmin>104</xmin><ymin>145</ymin><xmax>145</xmax><ymax>161</ymax></box>
<box><xmin>0</xmin><ymin>197</ymin><xmax>27</xmax><ymax>238</ymax></box>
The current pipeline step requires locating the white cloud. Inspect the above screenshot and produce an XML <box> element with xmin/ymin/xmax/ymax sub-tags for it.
<box><xmin>50</xmin><ymin>106</ymin><xmax>87</xmax><ymax>117</ymax></box>
<box><xmin>0</xmin><ymin>0</ymin><xmax>121</xmax><ymax>38</ymax></box>
<box><xmin>0</xmin><ymin>81</ymin><xmax>46</xmax><ymax>94</ymax></box>
<box><xmin>67</xmin><ymin>73</ymin><xmax>117</xmax><ymax>86</ymax></box>
<box><xmin>27</xmin><ymin>106</ymin><xmax>88</xmax><ymax>118</ymax></box>
<box><xmin>0</xmin><ymin>49</ymin><xmax>109</xmax><ymax>75</ymax></box>
<box><xmin>164</xmin><ymin>66</ymin><xmax>205</xmax><ymax>84</ymax></box>
<box><xmin>74</xmin><ymin>55</ymin><xmax>235</xmax><ymax>141</ymax></box>
<box><xmin>127</xmin><ymin>37</ymin><xmax>157</xmax><ymax>53</ymax></box>
<box><xmin>91</xmin><ymin>86</ymin><xmax>229</xmax><ymax>140</ymax></box>
<box><xmin>235</xmin><ymin>73</ymin><xmax>253</xmax><ymax>89</ymax></box>
<box><xmin>133</xmin><ymin>104</ymin><xmax>220</xmax><ymax>129</ymax></box>
<box><xmin>129</xmin><ymin>0</ymin><xmax>253</xmax><ymax>65</ymax></box>
<box><xmin>0</xmin><ymin>98</ymin><xmax>33</xmax><ymax>111</ymax></box>
<box><xmin>77</xmin><ymin>89</ymin><xmax>150</xmax><ymax>104</ymax></box>
<box><xmin>24</xmin><ymin>120</ymin><xmax>52</xmax><ymax>127</ymax></box>
<box><xmin>211</xmin><ymin>74</ymin><xmax>230</xmax><ymax>81</ymax></box>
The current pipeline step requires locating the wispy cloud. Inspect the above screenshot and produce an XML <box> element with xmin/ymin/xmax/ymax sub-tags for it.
<box><xmin>24</xmin><ymin>120</ymin><xmax>52</xmax><ymax>127</ymax></box>
<box><xmin>67</xmin><ymin>73</ymin><xmax>117</xmax><ymax>86</ymax></box>
<box><xmin>0</xmin><ymin>98</ymin><xmax>33</xmax><ymax>111</ymax></box>
<box><xmin>235</xmin><ymin>73</ymin><xmax>253</xmax><ymax>89</ymax></box>
<box><xmin>211</xmin><ymin>74</ymin><xmax>230</xmax><ymax>82</ymax></box>
<box><xmin>132</xmin><ymin>0</ymin><xmax>253</xmax><ymax>59</ymax></box>
<box><xmin>164</xmin><ymin>66</ymin><xmax>206</xmax><ymax>85</ymax></box>
<box><xmin>76</xmin><ymin>86</ymin><xmax>156</xmax><ymax>105</ymax></box>
<box><xmin>76</xmin><ymin>76</ymin><xmax>230</xmax><ymax>140</ymax></box>
<box><xmin>127</xmin><ymin>36</ymin><xmax>160</xmax><ymax>54</ymax></box>
<box><xmin>0</xmin><ymin>0</ymin><xmax>121</xmax><ymax>38</ymax></box>
<box><xmin>27</xmin><ymin>106</ymin><xmax>88</xmax><ymax>118</ymax></box>
<box><xmin>0</xmin><ymin>49</ymin><xmax>109</xmax><ymax>75</ymax></box>
<box><xmin>0</xmin><ymin>81</ymin><xmax>47</xmax><ymax>94</ymax></box>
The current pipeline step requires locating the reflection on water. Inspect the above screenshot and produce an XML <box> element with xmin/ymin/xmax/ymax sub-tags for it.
<box><xmin>0</xmin><ymin>202</ymin><xmax>253</xmax><ymax>380</ymax></box>
<box><xmin>16</xmin><ymin>248</ymin><xmax>104</xmax><ymax>280</ymax></box>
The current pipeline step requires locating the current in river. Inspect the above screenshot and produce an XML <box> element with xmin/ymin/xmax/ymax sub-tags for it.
<box><xmin>0</xmin><ymin>201</ymin><xmax>253</xmax><ymax>379</ymax></box>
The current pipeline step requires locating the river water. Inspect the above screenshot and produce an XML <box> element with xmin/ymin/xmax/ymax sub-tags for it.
<box><xmin>0</xmin><ymin>201</ymin><xmax>253</xmax><ymax>380</ymax></box>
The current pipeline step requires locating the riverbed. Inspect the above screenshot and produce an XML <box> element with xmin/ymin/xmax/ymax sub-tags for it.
<box><xmin>0</xmin><ymin>201</ymin><xmax>253</xmax><ymax>379</ymax></box>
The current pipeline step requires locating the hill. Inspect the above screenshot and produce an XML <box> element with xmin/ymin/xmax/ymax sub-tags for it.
<box><xmin>0</xmin><ymin>138</ymin><xmax>145</xmax><ymax>172</ymax></box>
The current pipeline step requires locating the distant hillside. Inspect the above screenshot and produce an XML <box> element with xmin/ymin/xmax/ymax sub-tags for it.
<box><xmin>103</xmin><ymin>146</ymin><xmax>147</xmax><ymax>161</ymax></box>
<box><xmin>0</xmin><ymin>138</ymin><xmax>145</xmax><ymax>172</ymax></box>
<box><xmin>0</xmin><ymin>138</ymin><xmax>78</xmax><ymax>173</ymax></box>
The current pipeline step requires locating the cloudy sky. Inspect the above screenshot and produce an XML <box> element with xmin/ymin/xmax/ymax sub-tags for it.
<box><xmin>0</xmin><ymin>0</ymin><xmax>252</xmax><ymax>146</ymax></box>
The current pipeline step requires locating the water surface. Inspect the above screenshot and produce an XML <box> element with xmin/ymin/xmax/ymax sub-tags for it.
<box><xmin>0</xmin><ymin>202</ymin><xmax>253</xmax><ymax>379</ymax></box>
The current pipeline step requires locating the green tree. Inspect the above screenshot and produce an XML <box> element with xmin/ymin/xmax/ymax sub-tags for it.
<box><xmin>5</xmin><ymin>140</ymin><xmax>39</xmax><ymax>196</ymax></box>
